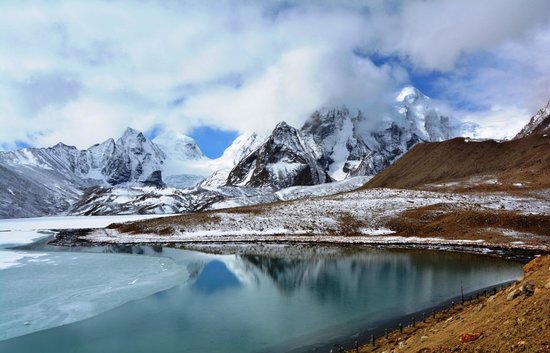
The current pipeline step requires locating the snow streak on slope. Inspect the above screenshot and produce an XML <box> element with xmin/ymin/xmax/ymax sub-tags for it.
<box><xmin>200</xmin><ymin>132</ymin><xmax>267</xmax><ymax>189</ymax></box>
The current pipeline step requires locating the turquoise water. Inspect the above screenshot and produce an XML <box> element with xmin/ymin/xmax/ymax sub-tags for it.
<box><xmin>0</xmin><ymin>245</ymin><xmax>522</xmax><ymax>353</ymax></box>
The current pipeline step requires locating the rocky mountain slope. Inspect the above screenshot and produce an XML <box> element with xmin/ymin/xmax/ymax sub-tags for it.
<box><xmin>224</xmin><ymin>87</ymin><xmax>467</xmax><ymax>189</ymax></box>
<box><xmin>226</xmin><ymin>122</ymin><xmax>331</xmax><ymax>189</ymax></box>
<box><xmin>199</xmin><ymin>132</ymin><xmax>267</xmax><ymax>188</ymax></box>
<box><xmin>514</xmin><ymin>99</ymin><xmax>550</xmax><ymax>139</ymax></box>
<box><xmin>0</xmin><ymin>128</ymin><xmax>206</xmax><ymax>218</ymax></box>
<box><xmin>364</xmin><ymin>99</ymin><xmax>550</xmax><ymax>191</ymax></box>
<box><xmin>68</xmin><ymin>176</ymin><xmax>372</xmax><ymax>216</ymax></box>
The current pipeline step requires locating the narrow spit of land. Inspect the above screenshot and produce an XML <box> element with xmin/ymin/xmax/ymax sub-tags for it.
<box><xmin>351</xmin><ymin>256</ymin><xmax>550</xmax><ymax>353</ymax></box>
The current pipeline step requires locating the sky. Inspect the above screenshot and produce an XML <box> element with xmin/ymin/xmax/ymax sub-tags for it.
<box><xmin>0</xmin><ymin>0</ymin><xmax>549</xmax><ymax>157</ymax></box>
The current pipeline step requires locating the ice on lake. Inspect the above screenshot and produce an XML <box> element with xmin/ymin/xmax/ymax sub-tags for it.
<box><xmin>0</xmin><ymin>248</ymin><xmax>188</xmax><ymax>340</ymax></box>
<box><xmin>0</xmin><ymin>215</ymin><xmax>188</xmax><ymax>341</ymax></box>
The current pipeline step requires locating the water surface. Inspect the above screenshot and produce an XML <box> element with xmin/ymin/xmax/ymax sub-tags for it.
<box><xmin>0</xmin><ymin>244</ymin><xmax>522</xmax><ymax>353</ymax></box>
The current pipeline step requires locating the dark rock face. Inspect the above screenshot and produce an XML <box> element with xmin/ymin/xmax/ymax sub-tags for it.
<box><xmin>141</xmin><ymin>170</ymin><xmax>166</xmax><ymax>188</ymax></box>
<box><xmin>226</xmin><ymin>122</ymin><xmax>330</xmax><ymax>189</ymax></box>
<box><xmin>346</xmin><ymin>121</ymin><xmax>424</xmax><ymax>177</ymax></box>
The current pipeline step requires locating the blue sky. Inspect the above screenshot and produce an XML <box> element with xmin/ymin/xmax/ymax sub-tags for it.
<box><xmin>188</xmin><ymin>127</ymin><xmax>238</xmax><ymax>159</ymax></box>
<box><xmin>0</xmin><ymin>0</ymin><xmax>549</xmax><ymax>156</ymax></box>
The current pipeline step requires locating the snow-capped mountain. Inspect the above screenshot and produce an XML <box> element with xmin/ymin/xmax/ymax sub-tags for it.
<box><xmin>0</xmin><ymin>128</ymin><xmax>207</xmax><ymax>218</ymax></box>
<box><xmin>0</xmin><ymin>85</ymin><xmax>473</xmax><ymax>218</ymax></box>
<box><xmin>151</xmin><ymin>130</ymin><xmax>209</xmax><ymax>188</ymax></box>
<box><xmin>514</xmin><ymin>99</ymin><xmax>550</xmax><ymax>139</ymax></box>
<box><xmin>309</xmin><ymin>86</ymin><xmax>463</xmax><ymax>179</ymax></box>
<box><xmin>199</xmin><ymin>132</ymin><xmax>267</xmax><ymax>188</ymax></box>
<box><xmin>220</xmin><ymin>87</ymin><xmax>466</xmax><ymax>189</ymax></box>
<box><xmin>0</xmin><ymin>127</ymin><xmax>166</xmax><ymax>186</ymax></box>
<box><xmin>226</xmin><ymin>122</ymin><xmax>330</xmax><ymax>189</ymax></box>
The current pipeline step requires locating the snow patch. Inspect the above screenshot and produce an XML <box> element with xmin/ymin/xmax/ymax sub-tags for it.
<box><xmin>0</xmin><ymin>251</ymin><xmax>47</xmax><ymax>270</ymax></box>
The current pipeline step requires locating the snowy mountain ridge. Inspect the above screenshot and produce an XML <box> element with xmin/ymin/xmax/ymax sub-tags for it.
<box><xmin>0</xmin><ymin>128</ymin><xmax>206</xmax><ymax>218</ymax></box>
<box><xmin>514</xmin><ymin>99</ymin><xmax>550</xmax><ymax>139</ymax></box>
<box><xmin>222</xmin><ymin>86</ymin><xmax>468</xmax><ymax>189</ymax></box>
<box><xmin>0</xmin><ymin>86</ymin><xmax>477</xmax><ymax>218</ymax></box>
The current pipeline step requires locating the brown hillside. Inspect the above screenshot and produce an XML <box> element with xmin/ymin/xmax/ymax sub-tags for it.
<box><xmin>363</xmin><ymin>135</ymin><xmax>550</xmax><ymax>190</ymax></box>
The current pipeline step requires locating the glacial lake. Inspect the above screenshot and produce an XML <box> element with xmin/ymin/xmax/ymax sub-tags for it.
<box><xmin>0</xmin><ymin>237</ymin><xmax>523</xmax><ymax>353</ymax></box>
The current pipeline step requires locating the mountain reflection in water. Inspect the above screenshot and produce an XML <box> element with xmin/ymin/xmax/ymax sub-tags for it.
<box><xmin>193</xmin><ymin>260</ymin><xmax>241</xmax><ymax>293</ymax></box>
<box><xmin>0</xmin><ymin>245</ymin><xmax>522</xmax><ymax>353</ymax></box>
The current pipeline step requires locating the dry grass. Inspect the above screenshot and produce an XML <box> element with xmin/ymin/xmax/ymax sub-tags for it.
<box><xmin>107</xmin><ymin>212</ymin><xmax>221</xmax><ymax>234</ymax></box>
<box><xmin>106</xmin><ymin>202</ymin><xmax>272</xmax><ymax>235</ymax></box>
<box><xmin>364</xmin><ymin>135</ymin><xmax>550</xmax><ymax>191</ymax></box>
<box><xmin>338</xmin><ymin>213</ymin><xmax>367</xmax><ymax>236</ymax></box>
<box><xmin>386</xmin><ymin>204</ymin><xmax>550</xmax><ymax>245</ymax></box>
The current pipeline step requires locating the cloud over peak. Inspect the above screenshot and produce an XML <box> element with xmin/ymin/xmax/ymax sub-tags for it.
<box><xmin>0</xmin><ymin>0</ymin><xmax>548</xmax><ymax>149</ymax></box>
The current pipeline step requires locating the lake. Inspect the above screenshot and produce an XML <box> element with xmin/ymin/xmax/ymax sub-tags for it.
<box><xmin>0</xmin><ymin>237</ymin><xmax>523</xmax><ymax>353</ymax></box>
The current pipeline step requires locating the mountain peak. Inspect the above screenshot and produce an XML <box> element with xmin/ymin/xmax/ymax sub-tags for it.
<box><xmin>396</xmin><ymin>86</ymin><xmax>428</xmax><ymax>103</ymax></box>
<box><xmin>514</xmin><ymin>99</ymin><xmax>550</xmax><ymax>139</ymax></box>
<box><xmin>152</xmin><ymin>129</ymin><xmax>204</xmax><ymax>161</ymax></box>
<box><xmin>274</xmin><ymin>121</ymin><xmax>292</xmax><ymax>130</ymax></box>
<box><xmin>120</xmin><ymin>127</ymin><xmax>142</xmax><ymax>139</ymax></box>
<box><xmin>226</xmin><ymin>121</ymin><xmax>329</xmax><ymax>189</ymax></box>
<box><xmin>51</xmin><ymin>142</ymin><xmax>77</xmax><ymax>150</ymax></box>
<box><xmin>154</xmin><ymin>130</ymin><xmax>195</xmax><ymax>144</ymax></box>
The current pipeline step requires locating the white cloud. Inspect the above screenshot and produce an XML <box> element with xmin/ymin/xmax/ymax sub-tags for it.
<box><xmin>370</xmin><ymin>0</ymin><xmax>550</xmax><ymax>71</ymax></box>
<box><xmin>0</xmin><ymin>0</ymin><xmax>548</xmax><ymax>149</ymax></box>
<box><xmin>462</xmin><ymin>106</ymin><xmax>531</xmax><ymax>140</ymax></box>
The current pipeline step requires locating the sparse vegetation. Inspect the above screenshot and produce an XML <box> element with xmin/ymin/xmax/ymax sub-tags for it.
<box><xmin>364</xmin><ymin>135</ymin><xmax>550</xmax><ymax>191</ymax></box>
<box><xmin>387</xmin><ymin>204</ymin><xmax>550</xmax><ymax>246</ymax></box>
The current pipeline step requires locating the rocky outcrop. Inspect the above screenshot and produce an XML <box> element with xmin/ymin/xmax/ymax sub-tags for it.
<box><xmin>226</xmin><ymin>122</ymin><xmax>331</xmax><ymax>189</ymax></box>
<box><xmin>141</xmin><ymin>170</ymin><xmax>166</xmax><ymax>188</ymax></box>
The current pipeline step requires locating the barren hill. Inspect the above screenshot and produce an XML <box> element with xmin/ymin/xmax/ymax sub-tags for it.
<box><xmin>363</xmin><ymin>134</ymin><xmax>550</xmax><ymax>191</ymax></box>
<box><xmin>364</xmin><ymin>100</ymin><xmax>550</xmax><ymax>191</ymax></box>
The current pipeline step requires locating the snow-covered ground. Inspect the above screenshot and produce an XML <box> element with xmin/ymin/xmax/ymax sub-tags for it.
<box><xmin>83</xmin><ymin>188</ymin><xmax>550</xmax><ymax>251</ymax></box>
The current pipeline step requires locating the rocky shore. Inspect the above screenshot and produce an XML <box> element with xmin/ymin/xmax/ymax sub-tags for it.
<box><xmin>353</xmin><ymin>256</ymin><xmax>550</xmax><ymax>353</ymax></box>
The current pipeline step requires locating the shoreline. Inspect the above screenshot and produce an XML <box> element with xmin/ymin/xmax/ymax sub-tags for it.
<box><xmin>351</xmin><ymin>255</ymin><xmax>550</xmax><ymax>352</ymax></box>
<box><xmin>49</xmin><ymin>227</ymin><xmax>550</xmax><ymax>263</ymax></box>
<box><xmin>285</xmin><ymin>280</ymin><xmax>518</xmax><ymax>353</ymax></box>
